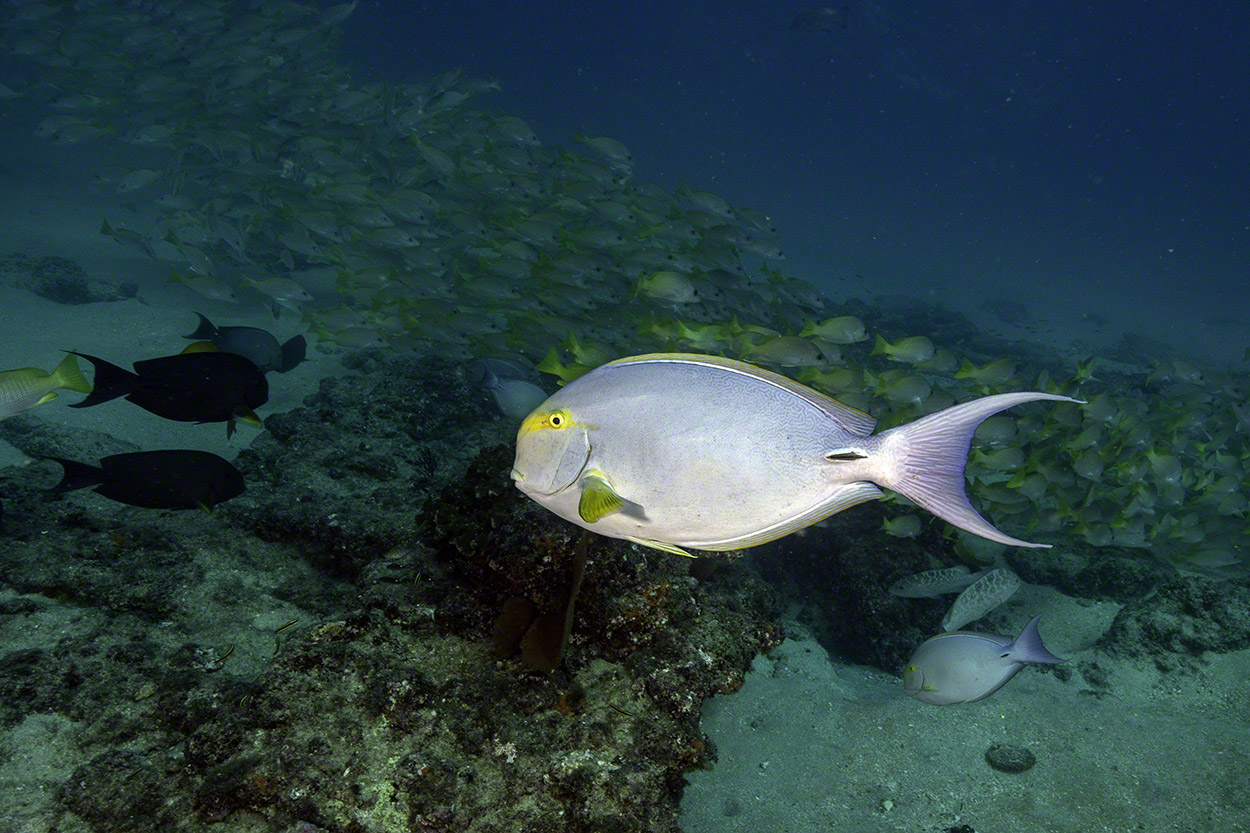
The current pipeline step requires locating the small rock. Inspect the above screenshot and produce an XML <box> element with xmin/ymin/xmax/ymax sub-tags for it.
<box><xmin>0</xmin><ymin>253</ymin><xmax>137</xmax><ymax>304</ymax></box>
<box><xmin>984</xmin><ymin>742</ymin><xmax>1036</xmax><ymax>773</ymax></box>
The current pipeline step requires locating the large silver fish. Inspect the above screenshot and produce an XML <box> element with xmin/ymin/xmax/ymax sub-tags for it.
<box><xmin>512</xmin><ymin>353</ymin><xmax>1079</xmax><ymax>555</ymax></box>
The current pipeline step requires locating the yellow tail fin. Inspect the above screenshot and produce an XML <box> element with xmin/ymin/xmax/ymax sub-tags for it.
<box><xmin>52</xmin><ymin>353</ymin><xmax>92</xmax><ymax>394</ymax></box>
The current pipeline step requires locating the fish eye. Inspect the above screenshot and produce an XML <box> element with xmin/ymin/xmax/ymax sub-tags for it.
<box><xmin>546</xmin><ymin>409</ymin><xmax>569</xmax><ymax>428</ymax></box>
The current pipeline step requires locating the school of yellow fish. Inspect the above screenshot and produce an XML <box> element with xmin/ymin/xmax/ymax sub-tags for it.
<box><xmin>3</xmin><ymin>0</ymin><xmax>1247</xmax><ymax>577</ymax></box>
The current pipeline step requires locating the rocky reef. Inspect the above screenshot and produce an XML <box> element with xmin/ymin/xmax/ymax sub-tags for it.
<box><xmin>0</xmin><ymin>253</ymin><xmax>137</xmax><ymax>305</ymax></box>
<box><xmin>0</xmin><ymin>352</ymin><xmax>781</xmax><ymax>832</ymax></box>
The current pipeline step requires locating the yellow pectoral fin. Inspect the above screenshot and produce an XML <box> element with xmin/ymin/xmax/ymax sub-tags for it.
<box><xmin>578</xmin><ymin>473</ymin><xmax>626</xmax><ymax>523</ymax></box>
<box><xmin>234</xmin><ymin>407</ymin><xmax>263</xmax><ymax>427</ymax></box>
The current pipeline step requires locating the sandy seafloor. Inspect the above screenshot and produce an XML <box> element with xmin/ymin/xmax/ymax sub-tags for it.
<box><xmin>682</xmin><ymin>597</ymin><xmax>1250</xmax><ymax>832</ymax></box>
<box><xmin>2</xmin><ymin>104</ymin><xmax>1248</xmax><ymax>833</ymax></box>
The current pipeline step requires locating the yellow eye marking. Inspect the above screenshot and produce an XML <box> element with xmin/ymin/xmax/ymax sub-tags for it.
<box><xmin>519</xmin><ymin>407</ymin><xmax>595</xmax><ymax>439</ymax></box>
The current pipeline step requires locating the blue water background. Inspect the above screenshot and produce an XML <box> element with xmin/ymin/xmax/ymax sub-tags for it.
<box><xmin>343</xmin><ymin>0</ymin><xmax>1250</xmax><ymax>360</ymax></box>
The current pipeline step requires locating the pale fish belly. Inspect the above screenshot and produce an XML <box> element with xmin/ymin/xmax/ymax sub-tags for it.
<box><xmin>0</xmin><ymin>377</ymin><xmax>50</xmax><ymax>420</ymax></box>
<box><xmin>568</xmin><ymin>359</ymin><xmax>852</xmax><ymax>547</ymax></box>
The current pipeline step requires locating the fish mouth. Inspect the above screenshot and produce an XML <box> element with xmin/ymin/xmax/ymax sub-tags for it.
<box><xmin>510</xmin><ymin>467</ymin><xmax>533</xmax><ymax>493</ymax></box>
<box><xmin>511</xmin><ymin>468</ymin><xmax>541</xmax><ymax>497</ymax></box>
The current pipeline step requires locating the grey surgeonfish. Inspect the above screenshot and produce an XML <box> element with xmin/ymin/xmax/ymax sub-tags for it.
<box><xmin>511</xmin><ymin>353</ymin><xmax>1081</xmax><ymax>556</ymax></box>
<box><xmin>185</xmin><ymin>312</ymin><xmax>307</xmax><ymax>373</ymax></box>
<box><xmin>903</xmin><ymin>615</ymin><xmax>1065</xmax><ymax>705</ymax></box>
<box><xmin>467</xmin><ymin>358</ymin><xmax>549</xmax><ymax>422</ymax></box>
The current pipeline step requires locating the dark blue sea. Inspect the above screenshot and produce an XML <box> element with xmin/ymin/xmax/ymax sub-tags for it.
<box><xmin>345</xmin><ymin>0</ymin><xmax>1250</xmax><ymax>366</ymax></box>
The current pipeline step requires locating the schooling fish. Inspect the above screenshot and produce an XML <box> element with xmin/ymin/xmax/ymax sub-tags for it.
<box><xmin>69</xmin><ymin>349</ymin><xmax>267</xmax><ymax>437</ymax></box>
<box><xmin>512</xmin><ymin>353</ymin><xmax>1079</xmax><ymax>556</ymax></box>
<box><xmin>184</xmin><ymin>312</ymin><xmax>307</xmax><ymax>373</ymax></box>
<box><xmin>44</xmin><ymin>450</ymin><xmax>244</xmax><ymax>511</ymax></box>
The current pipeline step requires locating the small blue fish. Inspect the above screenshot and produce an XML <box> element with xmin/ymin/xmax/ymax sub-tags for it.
<box><xmin>903</xmin><ymin>615</ymin><xmax>1064</xmax><ymax>705</ymax></box>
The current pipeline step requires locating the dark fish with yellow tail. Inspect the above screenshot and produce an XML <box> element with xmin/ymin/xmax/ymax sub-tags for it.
<box><xmin>69</xmin><ymin>349</ymin><xmax>267</xmax><ymax>436</ymax></box>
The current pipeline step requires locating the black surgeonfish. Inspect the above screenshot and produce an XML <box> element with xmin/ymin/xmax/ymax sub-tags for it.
<box><xmin>45</xmin><ymin>450</ymin><xmax>244</xmax><ymax>510</ymax></box>
<box><xmin>184</xmin><ymin>312</ymin><xmax>307</xmax><ymax>373</ymax></box>
<box><xmin>68</xmin><ymin>350</ymin><xmax>267</xmax><ymax>437</ymax></box>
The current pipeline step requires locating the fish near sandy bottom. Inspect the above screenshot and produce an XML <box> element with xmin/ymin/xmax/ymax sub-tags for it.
<box><xmin>184</xmin><ymin>312</ymin><xmax>307</xmax><ymax>374</ymax></box>
<box><xmin>903</xmin><ymin>615</ymin><xmax>1065</xmax><ymax>705</ymax></box>
<box><xmin>44</xmin><ymin>450</ymin><xmax>244</xmax><ymax>510</ymax></box>
<box><xmin>69</xmin><ymin>350</ymin><xmax>268</xmax><ymax>436</ymax></box>
<box><xmin>512</xmin><ymin>353</ymin><xmax>1080</xmax><ymax>555</ymax></box>
<box><xmin>0</xmin><ymin>353</ymin><xmax>92</xmax><ymax>420</ymax></box>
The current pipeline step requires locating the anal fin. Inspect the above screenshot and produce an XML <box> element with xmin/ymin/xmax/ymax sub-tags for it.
<box><xmin>625</xmin><ymin>536</ymin><xmax>695</xmax><ymax>558</ymax></box>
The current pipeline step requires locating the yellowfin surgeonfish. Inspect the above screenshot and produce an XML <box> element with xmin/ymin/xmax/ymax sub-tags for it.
<box><xmin>512</xmin><ymin>354</ymin><xmax>1079</xmax><ymax>555</ymax></box>
<box><xmin>0</xmin><ymin>354</ymin><xmax>92</xmax><ymax>420</ymax></box>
